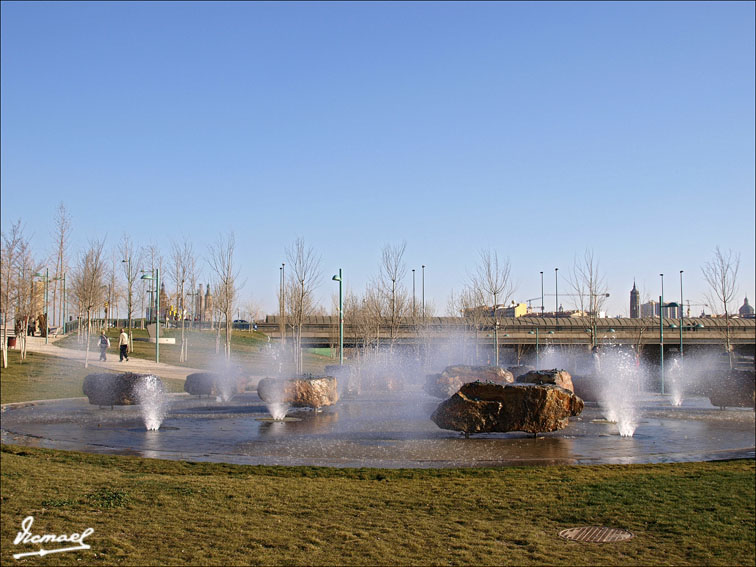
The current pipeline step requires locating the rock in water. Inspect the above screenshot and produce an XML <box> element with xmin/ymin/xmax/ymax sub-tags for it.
<box><xmin>431</xmin><ymin>381</ymin><xmax>584</xmax><ymax>436</ymax></box>
<box><xmin>570</xmin><ymin>374</ymin><xmax>603</xmax><ymax>402</ymax></box>
<box><xmin>424</xmin><ymin>365</ymin><xmax>514</xmax><ymax>398</ymax></box>
<box><xmin>706</xmin><ymin>370</ymin><xmax>756</xmax><ymax>409</ymax></box>
<box><xmin>507</xmin><ymin>365</ymin><xmax>535</xmax><ymax>379</ymax></box>
<box><xmin>258</xmin><ymin>376</ymin><xmax>339</xmax><ymax>408</ymax></box>
<box><xmin>184</xmin><ymin>372</ymin><xmax>249</xmax><ymax>398</ymax></box>
<box><xmin>516</xmin><ymin>369</ymin><xmax>574</xmax><ymax>393</ymax></box>
<box><xmin>83</xmin><ymin>373</ymin><xmax>164</xmax><ymax>406</ymax></box>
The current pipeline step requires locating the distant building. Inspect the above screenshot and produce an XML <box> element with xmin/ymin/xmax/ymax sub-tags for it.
<box><xmin>630</xmin><ymin>281</ymin><xmax>640</xmax><ymax>318</ymax></box>
<box><xmin>641</xmin><ymin>300</ymin><xmax>658</xmax><ymax>317</ymax></box>
<box><xmin>739</xmin><ymin>297</ymin><xmax>755</xmax><ymax>318</ymax></box>
<box><xmin>501</xmin><ymin>302</ymin><xmax>528</xmax><ymax>318</ymax></box>
<box><xmin>664</xmin><ymin>302</ymin><xmax>681</xmax><ymax>319</ymax></box>
<box><xmin>640</xmin><ymin>299</ymin><xmax>680</xmax><ymax>318</ymax></box>
<box><xmin>204</xmin><ymin>283</ymin><xmax>213</xmax><ymax>322</ymax></box>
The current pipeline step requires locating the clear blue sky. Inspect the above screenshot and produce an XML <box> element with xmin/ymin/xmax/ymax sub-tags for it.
<box><xmin>2</xmin><ymin>1</ymin><xmax>754</xmax><ymax>317</ymax></box>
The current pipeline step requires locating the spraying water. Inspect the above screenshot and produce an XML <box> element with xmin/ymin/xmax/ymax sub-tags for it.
<box><xmin>668</xmin><ymin>358</ymin><xmax>684</xmax><ymax>406</ymax></box>
<box><xmin>215</xmin><ymin>372</ymin><xmax>237</xmax><ymax>403</ymax></box>
<box><xmin>133</xmin><ymin>375</ymin><xmax>167</xmax><ymax>431</ymax></box>
<box><xmin>594</xmin><ymin>345</ymin><xmax>643</xmax><ymax>437</ymax></box>
<box><xmin>267</xmin><ymin>402</ymin><xmax>291</xmax><ymax>421</ymax></box>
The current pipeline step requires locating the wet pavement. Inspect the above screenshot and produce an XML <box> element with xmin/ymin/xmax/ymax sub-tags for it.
<box><xmin>2</xmin><ymin>389</ymin><xmax>754</xmax><ymax>468</ymax></box>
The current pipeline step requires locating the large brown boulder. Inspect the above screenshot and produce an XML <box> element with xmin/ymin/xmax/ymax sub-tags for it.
<box><xmin>424</xmin><ymin>365</ymin><xmax>514</xmax><ymax>398</ymax></box>
<box><xmin>184</xmin><ymin>372</ymin><xmax>249</xmax><ymax>399</ymax></box>
<box><xmin>507</xmin><ymin>365</ymin><xmax>535</xmax><ymax>379</ymax></box>
<box><xmin>431</xmin><ymin>381</ymin><xmax>584</xmax><ymax>436</ymax></box>
<box><xmin>706</xmin><ymin>370</ymin><xmax>756</xmax><ymax>409</ymax></box>
<box><xmin>570</xmin><ymin>374</ymin><xmax>603</xmax><ymax>402</ymax></box>
<box><xmin>257</xmin><ymin>376</ymin><xmax>339</xmax><ymax>409</ymax></box>
<box><xmin>83</xmin><ymin>373</ymin><xmax>164</xmax><ymax>406</ymax></box>
<box><xmin>517</xmin><ymin>369</ymin><xmax>574</xmax><ymax>393</ymax></box>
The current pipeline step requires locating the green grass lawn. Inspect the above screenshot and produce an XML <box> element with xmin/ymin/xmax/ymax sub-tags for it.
<box><xmin>53</xmin><ymin>328</ymin><xmax>334</xmax><ymax>375</ymax></box>
<box><xmin>1</xmin><ymin>445</ymin><xmax>753</xmax><ymax>566</ymax></box>
<box><xmin>2</xmin><ymin>346</ymin><xmax>754</xmax><ymax>566</ymax></box>
<box><xmin>0</xmin><ymin>350</ymin><xmax>186</xmax><ymax>405</ymax></box>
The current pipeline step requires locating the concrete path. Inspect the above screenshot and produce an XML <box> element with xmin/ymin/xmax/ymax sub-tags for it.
<box><xmin>19</xmin><ymin>336</ymin><xmax>201</xmax><ymax>381</ymax></box>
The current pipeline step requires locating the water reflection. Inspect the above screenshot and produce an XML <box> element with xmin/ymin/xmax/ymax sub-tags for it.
<box><xmin>1</xmin><ymin>391</ymin><xmax>753</xmax><ymax>468</ymax></box>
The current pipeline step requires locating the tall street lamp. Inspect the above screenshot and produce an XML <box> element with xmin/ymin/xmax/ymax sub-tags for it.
<box><xmin>554</xmin><ymin>268</ymin><xmax>559</xmax><ymax>315</ymax></box>
<box><xmin>141</xmin><ymin>268</ymin><xmax>160</xmax><ymax>363</ymax></box>
<box><xmin>540</xmin><ymin>271</ymin><xmax>544</xmax><ymax>314</ymax></box>
<box><xmin>679</xmin><ymin>270</ymin><xmax>684</xmax><ymax>361</ymax></box>
<box><xmin>412</xmin><ymin>269</ymin><xmax>416</xmax><ymax>317</ymax></box>
<box><xmin>121</xmin><ymin>257</ymin><xmax>133</xmax><ymax>348</ymax></box>
<box><xmin>33</xmin><ymin>268</ymin><xmax>49</xmax><ymax>344</ymax></box>
<box><xmin>280</xmin><ymin>263</ymin><xmax>286</xmax><ymax>346</ymax></box>
<box><xmin>50</xmin><ymin>273</ymin><xmax>65</xmax><ymax>335</ymax></box>
<box><xmin>660</xmin><ymin>273</ymin><xmax>664</xmax><ymax>395</ymax></box>
<box><xmin>332</xmin><ymin>269</ymin><xmax>343</xmax><ymax>365</ymax></box>
<box><xmin>421</xmin><ymin>265</ymin><xmax>426</xmax><ymax>320</ymax></box>
<box><xmin>59</xmin><ymin>273</ymin><xmax>67</xmax><ymax>335</ymax></box>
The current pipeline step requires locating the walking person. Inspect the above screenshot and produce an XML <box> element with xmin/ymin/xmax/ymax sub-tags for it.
<box><xmin>98</xmin><ymin>331</ymin><xmax>110</xmax><ymax>361</ymax></box>
<box><xmin>119</xmin><ymin>328</ymin><xmax>130</xmax><ymax>362</ymax></box>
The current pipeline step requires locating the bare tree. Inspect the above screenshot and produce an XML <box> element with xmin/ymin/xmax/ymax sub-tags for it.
<box><xmin>170</xmin><ymin>238</ymin><xmax>195</xmax><ymax>361</ymax></box>
<box><xmin>119</xmin><ymin>236</ymin><xmax>142</xmax><ymax>350</ymax></box>
<box><xmin>15</xmin><ymin>240</ymin><xmax>42</xmax><ymax>361</ymax></box>
<box><xmin>453</xmin><ymin>284</ymin><xmax>488</xmax><ymax>364</ymax></box>
<box><xmin>1</xmin><ymin>220</ymin><xmax>26</xmax><ymax>367</ymax></box>
<box><xmin>285</xmin><ymin>237</ymin><xmax>321</xmax><ymax>374</ymax></box>
<box><xmin>50</xmin><ymin>202</ymin><xmax>71</xmax><ymax>330</ymax></box>
<box><xmin>207</xmin><ymin>232</ymin><xmax>238</xmax><ymax>360</ymax></box>
<box><xmin>70</xmin><ymin>240</ymin><xmax>107</xmax><ymax>367</ymax></box>
<box><xmin>379</xmin><ymin>242</ymin><xmax>409</xmax><ymax>349</ymax></box>
<box><xmin>471</xmin><ymin>249</ymin><xmax>513</xmax><ymax>366</ymax></box>
<box><xmin>702</xmin><ymin>246</ymin><xmax>740</xmax><ymax>360</ymax></box>
<box><xmin>568</xmin><ymin>249</ymin><xmax>609</xmax><ymax>346</ymax></box>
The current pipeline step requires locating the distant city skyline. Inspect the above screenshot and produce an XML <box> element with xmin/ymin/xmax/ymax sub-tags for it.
<box><xmin>2</xmin><ymin>1</ymin><xmax>754</xmax><ymax>317</ymax></box>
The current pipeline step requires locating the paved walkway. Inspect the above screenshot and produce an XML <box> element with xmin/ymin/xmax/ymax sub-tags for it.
<box><xmin>19</xmin><ymin>336</ymin><xmax>201</xmax><ymax>381</ymax></box>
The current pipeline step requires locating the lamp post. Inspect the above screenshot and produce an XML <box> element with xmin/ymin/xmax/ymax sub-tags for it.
<box><xmin>121</xmin><ymin>257</ymin><xmax>133</xmax><ymax>348</ymax></box>
<box><xmin>540</xmin><ymin>271</ymin><xmax>544</xmax><ymax>314</ymax></box>
<box><xmin>141</xmin><ymin>268</ymin><xmax>160</xmax><ymax>363</ymax></box>
<box><xmin>281</xmin><ymin>263</ymin><xmax>286</xmax><ymax>346</ymax></box>
<box><xmin>554</xmin><ymin>268</ymin><xmax>559</xmax><ymax>315</ymax></box>
<box><xmin>34</xmin><ymin>268</ymin><xmax>49</xmax><ymax>344</ymax></box>
<box><xmin>60</xmin><ymin>273</ymin><xmax>66</xmax><ymax>334</ymax></box>
<box><xmin>679</xmin><ymin>270</ymin><xmax>684</xmax><ymax>361</ymax></box>
<box><xmin>332</xmin><ymin>269</ymin><xmax>343</xmax><ymax>365</ymax></box>
<box><xmin>49</xmin><ymin>273</ymin><xmax>65</xmax><ymax>335</ymax></box>
<box><xmin>421</xmin><ymin>265</ymin><xmax>425</xmax><ymax>320</ymax></box>
<box><xmin>660</xmin><ymin>273</ymin><xmax>664</xmax><ymax>395</ymax></box>
<box><xmin>412</xmin><ymin>269</ymin><xmax>416</xmax><ymax>317</ymax></box>
<box><xmin>529</xmin><ymin>329</ymin><xmax>540</xmax><ymax>369</ymax></box>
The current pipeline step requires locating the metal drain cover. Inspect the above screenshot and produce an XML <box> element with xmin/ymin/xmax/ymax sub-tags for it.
<box><xmin>558</xmin><ymin>526</ymin><xmax>634</xmax><ymax>543</ymax></box>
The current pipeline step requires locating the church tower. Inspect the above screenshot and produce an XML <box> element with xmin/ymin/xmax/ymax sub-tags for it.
<box><xmin>204</xmin><ymin>283</ymin><xmax>213</xmax><ymax>323</ymax></box>
<box><xmin>630</xmin><ymin>280</ymin><xmax>640</xmax><ymax>318</ymax></box>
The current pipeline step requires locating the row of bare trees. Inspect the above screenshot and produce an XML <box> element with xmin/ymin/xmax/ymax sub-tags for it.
<box><xmin>1</xmin><ymin>205</ymin><xmax>747</xmax><ymax>371</ymax></box>
<box><xmin>1</xmin><ymin>204</ymin><xmax>245</xmax><ymax>366</ymax></box>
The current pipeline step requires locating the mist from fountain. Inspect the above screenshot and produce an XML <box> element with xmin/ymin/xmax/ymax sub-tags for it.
<box><xmin>668</xmin><ymin>358</ymin><xmax>684</xmax><ymax>406</ymax></box>
<box><xmin>594</xmin><ymin>345</ymin><xmax>644</xmax><ymax>437</ymax></box>
<box><xmin>133</xmin><ymin>375</ymin><xmax>167</xmax><ymax>431</ymax></box>
<box><xmin>215</xmin><ymin>372</ymin><xmax>237</xmax><ymax>403</ymax></box>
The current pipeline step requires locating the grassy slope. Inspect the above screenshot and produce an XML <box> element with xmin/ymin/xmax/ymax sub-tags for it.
<box><xmin>53</xmin><ymin>328</ymin><xmax>333</xmax><ymax>375</ymax></box>
<box><xmin>2</xmin><ymin>341</ymin><xmax>754</xmax><ymax>566</ymax></box>
<box><xmin>1</xmin><ymin>446</ymin><xmax>753</xmax><ymax>566</ymax></box>
<box><xmin>0</xmin><ymin>350</ymin><xmax>185</xmax><ymax>405</ymax></box>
